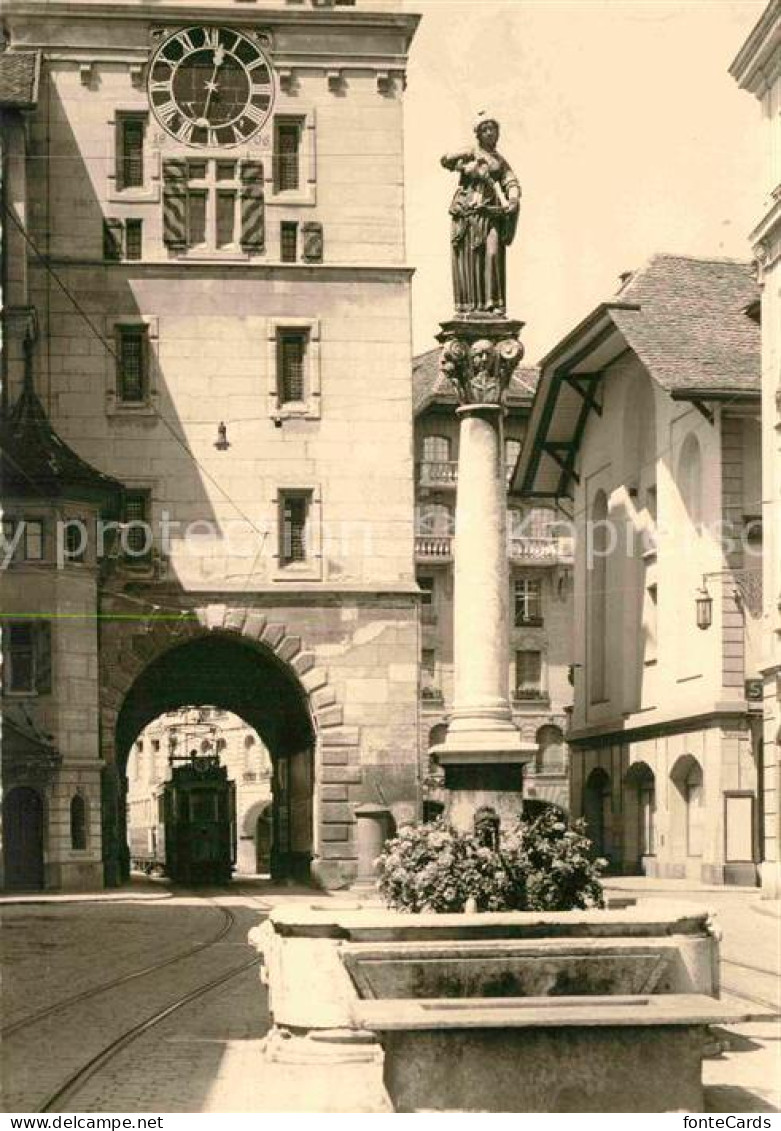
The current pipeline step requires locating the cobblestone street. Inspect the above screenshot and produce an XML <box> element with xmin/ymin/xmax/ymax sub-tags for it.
<box><xmin>1</xmin><ymin>880</ymin><xmax>778</xmax><ymax>1113</ymax></box>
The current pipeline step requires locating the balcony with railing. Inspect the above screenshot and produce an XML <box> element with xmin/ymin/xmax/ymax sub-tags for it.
<box><xmin>416</xmin><ymin>536</ymin><xmax>453</xmax><ymax>560</ymax></box>
<box><xmin>417</xmin><ymin>460</ymin><xmax>459</xmax><ymax>489</ymax></box>
<box><xmin>415</xmin><ymin>533</ymin><xmax>574</xmax><ymax>564</ymax></box>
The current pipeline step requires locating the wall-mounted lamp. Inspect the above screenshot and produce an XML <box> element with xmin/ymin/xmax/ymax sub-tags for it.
<box><xmin>695</xmin><ymin>571</ymin><xmax>745</xmax><ymax>631</ymax></box>
<box><xmin>214</xmin><ymin>422</ymin><xmax>230</xmax><ymax>450</ymax></box>
<box><xmin>695</xmin><ymin>585</ymin><xmax>713</xmax><ymax>631</ymax></box>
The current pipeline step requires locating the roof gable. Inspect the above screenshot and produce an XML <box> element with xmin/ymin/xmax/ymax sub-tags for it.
<box><xmin>611</xmin><ymin>254</ymin><xmax>760</xmax><ymax>396</ymax></box>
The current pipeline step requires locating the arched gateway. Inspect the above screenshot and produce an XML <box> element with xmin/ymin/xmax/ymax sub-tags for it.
<box><xmin>99</xmin><ymin>607</ymin><xmax>352</xmax><ymax>886</ymax></box>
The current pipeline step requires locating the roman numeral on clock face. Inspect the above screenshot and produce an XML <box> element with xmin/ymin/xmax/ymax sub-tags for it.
<box><xmin>156</xmin><ymin>99</ymin><xmax>179</xmax><ymax>126</ymax></box>
<box><xmin>176</xmin><ymin>119</ymin><xmax>195</xmax><ymax>144</ymax></box>
<box><xmin>243</xmin><ymin>104</ymin><xmax>266</xmax><ymax>128</ymax></box>
<box><xmin>203</xmin><ymin>27</ymin><xmax>221</xmax><ymax>49</ymax></box>
<box><xmin>176</xmin><ymin>29</ymin><xmax>198</xmax><ymax>54</ymax></box>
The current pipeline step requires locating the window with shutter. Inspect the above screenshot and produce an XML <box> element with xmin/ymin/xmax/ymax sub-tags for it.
<box><xmin>280</xmin><ymin>221</ymin><xmax>298</xmax><ymax>262</ymax></box>
<box><xmin>277</xmin><ymin>330</ymin><xmax>307</xmax><ymax>404</ymax></box>
<box><xmin>117</xmin><ymin>114</ymin><xmax>146</xmax><ymax>190</ymax></box>
<box><xmin>125</xmin><ymin>220</ymin><xmax>143</xmax><ymax>260</ymax></box>
<box><xmin>513</xmin><ymin>577</ymin><xmax>543</xmax><ymax>625</ymax></box>
<box><xmin>117</xmin><ymin>327</ymin><xmax>148</xmax><ymax>403</ymax></box>
<box><xmin>240</xmin><ymin>160</ymin><xmax>264</xmax><ymax>251</ymax></box>
<box><xmin>4</xmin><ymin>621</ymin><xmax>51</xmax><ymax>694</ymax></box>
<box><xmin>515</xmin><ymin>650</ymin><xmax>543</xmax><ymax>698</ymax></box>
<box><xmin>123</xmin><ymin>490</ymin><xmax>152</xmax><ymax>561</ymax></box>
<box><xmin>162</xmin><ymin>159</ymin><xmax>188</xmax><ymax>248</ymax></box>
<box><xmin>279</xmin><ymin>491</ymin><xmax>310</xmax><ymax>565</ymax></box>
<box><xmin>274</xmin><ymin>119</ymin><xmax>302</xmax><ymax>192</ymax></box>
<box><xmin>103</xmin><ymin>219</ymin><xmax>124</xmax><ymax>261</ymax></box>
<box><xmin>35</xmin><ymin>621</ymin><xmax>52</xmax><ymax>694</ymax></box>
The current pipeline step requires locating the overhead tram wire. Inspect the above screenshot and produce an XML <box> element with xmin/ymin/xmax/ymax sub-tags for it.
<box><xmin>4</xmin><ymin>207</ymin><xmax>763</xmax><ymax>570</ymax></box>
<box><xmin>2</xmin><ymin>201</ymin><xmax>268</xmax><ymax>541</ymax></box>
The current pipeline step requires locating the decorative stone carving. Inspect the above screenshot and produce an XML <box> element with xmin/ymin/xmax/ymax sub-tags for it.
<box><xmin>441</xmin><ymin>112</ymin><xmax>521</xmax><ymax>317</ymax></box>
<box><xmin>440</xmin><ymin>334</ymin><xmax>524</xmax><ymax>406</ymax></box>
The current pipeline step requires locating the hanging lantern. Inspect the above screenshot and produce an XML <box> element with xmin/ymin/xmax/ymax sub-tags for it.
<box><xmin>695</xmin><ymin>586</ymin><xmax>713</xmax><ymax>631</ymax></box>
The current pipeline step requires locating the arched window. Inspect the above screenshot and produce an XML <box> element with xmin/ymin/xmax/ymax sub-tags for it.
<box><xmin>625</xmin><ymin>762</ymin><xmax>656</xmax><ymax>858</ymax></box>
<box><xmin>583</xmin><ymin>767</ymin><xmax>611</xmax><ymax>858</ymax></box>
<box><xmin>535</xmin><ymin>724</ymin><xmax>566</xmax><ymax>775</ymax></box>
<box><xmin>70</xmin><ymin>794</ymin><xmax>87</xmax><ymax>850</ymax></box>
<box><xmin>678</xmin><ymin>433</ymin><xmax>703</xmax><ymax>529</ymax></box>
<box><xmin>589</xmin><ymin>491</ymin><xmax>609</xmax><ymax>702</ymax></box>
<box><xmin>244</xmin><ymin>734</ymin><xmax>256</xmax><ymax>749</ymax></box>
<box><xmin>683</xmin><ymin>763</ymin><xmax>704</xmax><ymax>857</ymax></box>
<box><xmin>671</xmin><ymin>755</ymin><xmax>704</xmax><ymax>860</ymax></box>
<box><xmin>423</xmin><ymin>435</ymin><xmax>451</xmax><ymax>464</ymax></box>
<box><xmin>200</xmin><ymin>738</ymin><xmax>211</xmax><ymax>753</ymax></box>
<box><xmin>428</xmin><ymin>722</ymin><xmax>448</xmax><ymax>748</ymax></box>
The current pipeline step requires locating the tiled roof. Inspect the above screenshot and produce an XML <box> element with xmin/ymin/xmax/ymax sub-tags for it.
<box><xmin>516</xmin><ymin>253</ymin><xmax>761</xmax><ymax>499</ymax></box>
<box><xmin>1</xmin><ymin>378</ymin><xmax>124</xmax><ymax>509</ymax></box>
<box><xmin>610</xmin><ymin>254</ymin><xmax>760</xmax><ymax>395</ymax></box>
<box><xmin>0</xmin><ymin>51</ymin><xmax>41</xmax><ymax>109</ymax></box>
<box><xmin>413</xmin><ymin>345</ymin><xmax>539</xmax><ymax>415</ymax></box>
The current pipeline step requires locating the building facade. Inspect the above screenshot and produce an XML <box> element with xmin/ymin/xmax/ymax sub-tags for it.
<box><xmin>413</xmin><ymin>351</ymin><xmax>573</xmax><ymax>817</ymax></box>
<box><xmin>731</xmin><ymin>0</ymin><xmax>781</xmax><ymax>897</ymax></box>
<box><xmin>1</xmin><ymin>0</ymin><xmax>420</xmax><ymax>890</ymax></box>
<box><xmin>126</xmin><ymin>707</ymin><xmax>272</xmax><ymax>876</ymax></box>
<box><xmin>515</xmin><ymin>255</ymin><xmax>763</xmax><ymax>884</ymax></box>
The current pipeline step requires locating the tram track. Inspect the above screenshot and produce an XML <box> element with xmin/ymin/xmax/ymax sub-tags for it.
<box><xmin>39</xmin><ymin>954</ymin><xmax>261</xmax><ymax>1114</ymax></box>
<box><xmin>721</xmin><ymin>955</ymin><xmax>780</xmax><ymax>1016</ymax></box>
<box><xmin>2</xmin><ymin>900</ymin><xmax>236</xmax><ymax>1040</ymax></box>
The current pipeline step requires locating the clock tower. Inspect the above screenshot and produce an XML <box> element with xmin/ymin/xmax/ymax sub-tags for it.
<box><xmin>2</xmin><ymin>0</ymin><xmax>421</xmax><ymax>891</ymax></box>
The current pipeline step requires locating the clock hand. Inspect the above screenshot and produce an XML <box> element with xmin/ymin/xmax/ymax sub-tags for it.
<box><xmin>201</xmin><ymin>44</ymin><xmax>226</xmax><ymax>126</ymax></box>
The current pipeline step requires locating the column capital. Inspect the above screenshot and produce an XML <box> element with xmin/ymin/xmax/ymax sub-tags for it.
<box><xmin>436</xmin><ymin>318</ymin><xmax>525</xmax><ymax>407</ymax></box>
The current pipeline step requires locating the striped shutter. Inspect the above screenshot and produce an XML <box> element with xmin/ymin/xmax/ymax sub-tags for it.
<box><xmin>240</xmin><ymin>161</ymin><xmax>265</xmax><ymax>251</ymax></box>
<box><xmin>301</xmin><ymin>221</ymin><xmax>323</xmax><ymax>263</ymax></box>
<box><xmin>162</xmin><ymin>159</ymin><xmax>188</xmax><ymax>249</ymax></box>
<box><xmin>103</xmin><ymin>218</ymin><xmax>124</xmax><ymax>261</ymax></box>
<box><xmin>35</xmin><ymin>621</ymin><xmax>52</xmax><ymax>694</ymax></box>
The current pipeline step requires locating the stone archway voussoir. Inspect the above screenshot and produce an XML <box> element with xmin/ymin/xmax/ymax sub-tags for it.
<box><xmin>260</xmin><ymin>623</ymin><xmax>286</xmax><ymax>650</ymax></box>
<box><xmin>277</xmin><ymin>635</ymin><xmax>302</xmax><ymax>663</ymax></box>
<box><xmin>243</xmin><ymin>612</ymin><xmax>267</xmax><ymax>641</ymax></box>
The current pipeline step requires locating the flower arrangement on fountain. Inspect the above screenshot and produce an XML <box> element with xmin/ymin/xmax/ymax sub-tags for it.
<box><xmin>375</xmin><ymin>808</ymin><xmax>606</xmax><ymax>914</ymax></box>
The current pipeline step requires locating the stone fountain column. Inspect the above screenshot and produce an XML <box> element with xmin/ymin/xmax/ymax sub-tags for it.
<box><xmin>430</xmin><ymin>319</ymin><xmax>536</xmax><ymax>831</ymax></box>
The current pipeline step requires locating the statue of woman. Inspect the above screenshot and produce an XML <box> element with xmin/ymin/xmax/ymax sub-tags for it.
<box><xmin>441</xmin><ymin>113</ymin><xmax>521</xmax><ymax>317</ymax></box>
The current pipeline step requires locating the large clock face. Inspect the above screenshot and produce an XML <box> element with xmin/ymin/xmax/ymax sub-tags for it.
<box><xmin>148</xmin><ymin>26</ymin><xmax>275</xmax><ymax>148</ymax></box>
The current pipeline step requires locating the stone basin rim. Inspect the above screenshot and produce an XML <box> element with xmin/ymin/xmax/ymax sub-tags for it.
<box><xmin>264</xmin><ymin>902</ymin><xmax>718</xmax><ymax>940</ymax></box>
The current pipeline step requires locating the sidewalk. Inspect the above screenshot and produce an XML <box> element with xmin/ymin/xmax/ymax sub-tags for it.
<box><xmin>0</xmin><ymin>874</ymin><xmax>172</xmax><ymax>905</ymax></box>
